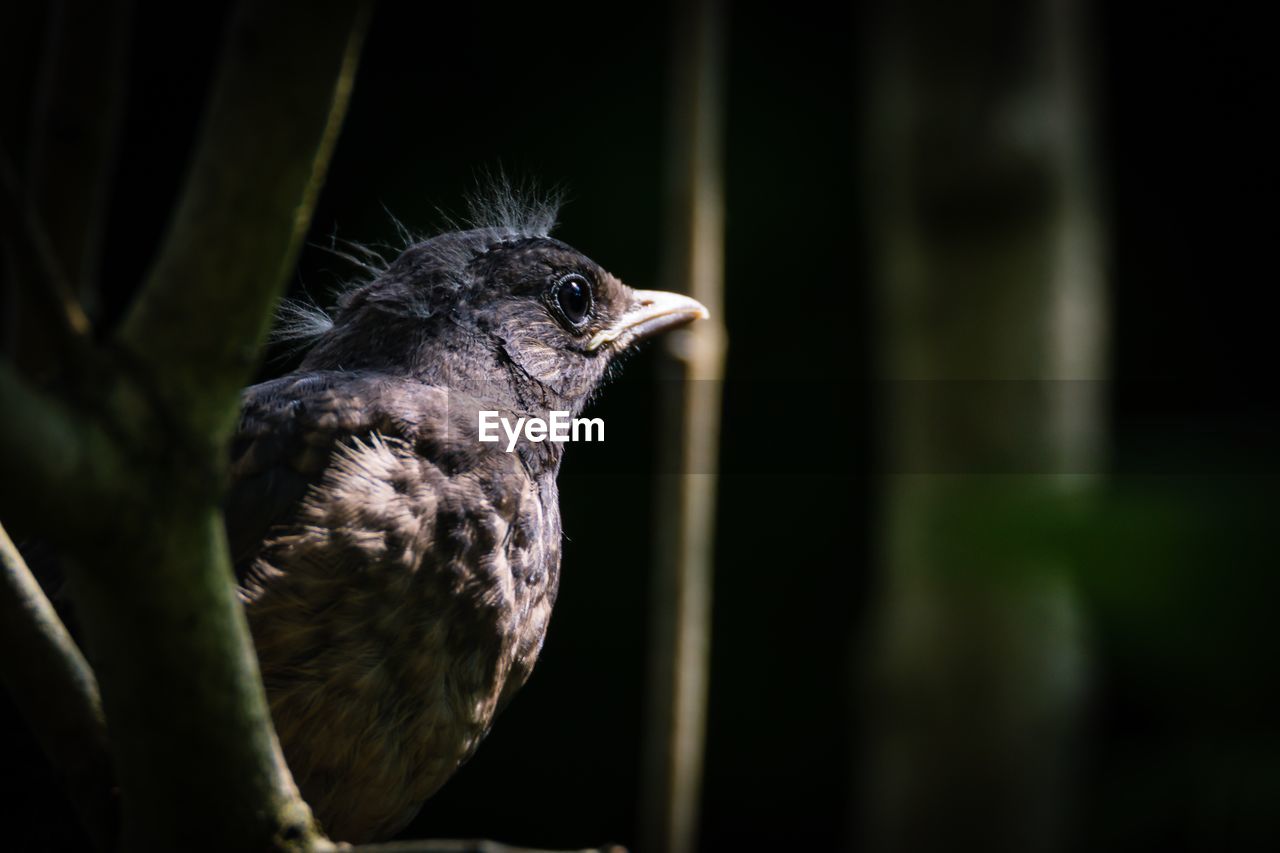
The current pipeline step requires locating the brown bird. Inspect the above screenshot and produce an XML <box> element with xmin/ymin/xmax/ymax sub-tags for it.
<box><xmin>224</xmin><ymin>197</ymin><xmax>707</xmax><ymax>841</ymax></box>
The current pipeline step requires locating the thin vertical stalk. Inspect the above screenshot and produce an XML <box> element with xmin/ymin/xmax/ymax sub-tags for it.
<box><xmin>641</xmin><ymin>1</ymin><xmax>727</xmax><ymax>852</ymax></box>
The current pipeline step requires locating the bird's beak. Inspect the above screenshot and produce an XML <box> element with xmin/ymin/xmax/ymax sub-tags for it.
<box><xmin>586</xmin><ymin>289</ymin><xmax>710</xmax><ymax>352</ymax></box>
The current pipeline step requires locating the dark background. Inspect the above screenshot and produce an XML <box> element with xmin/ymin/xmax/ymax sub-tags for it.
<box><xmin>3</xmin><ymin>1</ymin><xmax>1277</xmax><ymax>850</ymax></box>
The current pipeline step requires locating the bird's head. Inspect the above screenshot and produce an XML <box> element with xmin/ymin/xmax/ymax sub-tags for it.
<box><xmin>289</xmin><ymin>206</ymin><xmax>707</xmax><ymax>418</ymax></box>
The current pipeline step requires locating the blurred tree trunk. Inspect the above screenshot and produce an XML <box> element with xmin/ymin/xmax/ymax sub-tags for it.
<box><xmin>862</xmin><ymin>0</ymin><xmax>1104</xmax><ymax>850</ymax></box>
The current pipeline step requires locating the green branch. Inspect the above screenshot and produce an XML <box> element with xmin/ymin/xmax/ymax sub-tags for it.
<box><xmin>0</xmin><ymin>523</ymin><xmax>114</xmax><ymax>850</ymax></box>
<box><xmin>1</xmin><ymin>2</ymin><xmax>371</xmax><ymax>849</ymax></box>
<box><xmin>117</xmin><ymin>0</ymin><xmax>371</xmax><ymax>447</ymax></box>
<box><xmin>0</xmin><ymin>362</ymin><xmax>115</xmax><ymax>531</ymax></box>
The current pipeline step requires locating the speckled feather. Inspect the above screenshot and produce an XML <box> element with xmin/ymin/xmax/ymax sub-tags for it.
<box><xmin>229</xmin><ymin>373</ymin><xmax>558</xmax><ymax>841</ymax></box>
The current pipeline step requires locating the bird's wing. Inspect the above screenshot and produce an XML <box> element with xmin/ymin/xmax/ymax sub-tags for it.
<box><xmin>226</xmin><ymin>370</ymin><xmax>553</xmax><ymax>586</ymax></box>
<box><xmin>225</xmin><ymin>371</ymin><xmax>444</xmax><ymax>579</ymax></box>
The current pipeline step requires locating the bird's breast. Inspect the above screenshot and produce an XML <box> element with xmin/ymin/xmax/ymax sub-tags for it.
<box><xmin>241</xmin><ymin>433</ymin><xmax>558</xmax><ymax>842</ymax></box>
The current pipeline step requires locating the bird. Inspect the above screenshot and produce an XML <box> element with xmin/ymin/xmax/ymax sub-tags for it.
<box><xmin>222</xmin><ymin>193</ymin><xmax>707</xmax><ymax>842</ymax></box>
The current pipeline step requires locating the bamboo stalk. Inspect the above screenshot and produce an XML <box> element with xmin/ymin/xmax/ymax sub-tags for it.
<box><xmin>640</xmin><ymin>1</ymin><xmax>728</xmax><ymax>851</ymax></box>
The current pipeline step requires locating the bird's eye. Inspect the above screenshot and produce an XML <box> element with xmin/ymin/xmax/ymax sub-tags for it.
<box><xmin>553</xmin><ymin>274</ymin><xmax>593</xmax><ymax>327</ymax></box>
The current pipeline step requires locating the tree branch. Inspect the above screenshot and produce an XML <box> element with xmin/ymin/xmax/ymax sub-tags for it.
<box><xmin>0</xmin><ymin>361</ymin><xmax>116</xmax><ymax>533</ymax></box>
<box><xmin>26</xmin><ymin>0</ymin><xmax>133</xmax><ymax>315</ymax></box>
<box><xmin>65</xmin><ymin>509</ymin><xmax>320</xmax><ymax>851</ymax></box>
<box><xmin>338</xmin><ymin>842</ymin><xmax>623</xmax><ymax>853</ymax></box>
<box><xmin>0</xmin><ymin>142</ymin><xmax>92</xmax><ymax>348</ymax></box>
<box><xmin>0</xmin><ymin>522</ymin><xmax>114</xmax><ymax>850</ymax></box>
<box><xmin>1</xmin><ymin>3</ymin><xmax>372</xmax><ymax>849</ymax></box>
<box><xmin>117</xmin><ymin>0</ymin><xmax>371</xmax><ymax>447</ymax></box>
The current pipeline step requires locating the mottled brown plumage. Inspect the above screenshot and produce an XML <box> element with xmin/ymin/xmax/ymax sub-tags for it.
<box><xmin>224</xmin><ymin>209</ymin><xmax>705</xmax><ymax>841</ymax></box>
